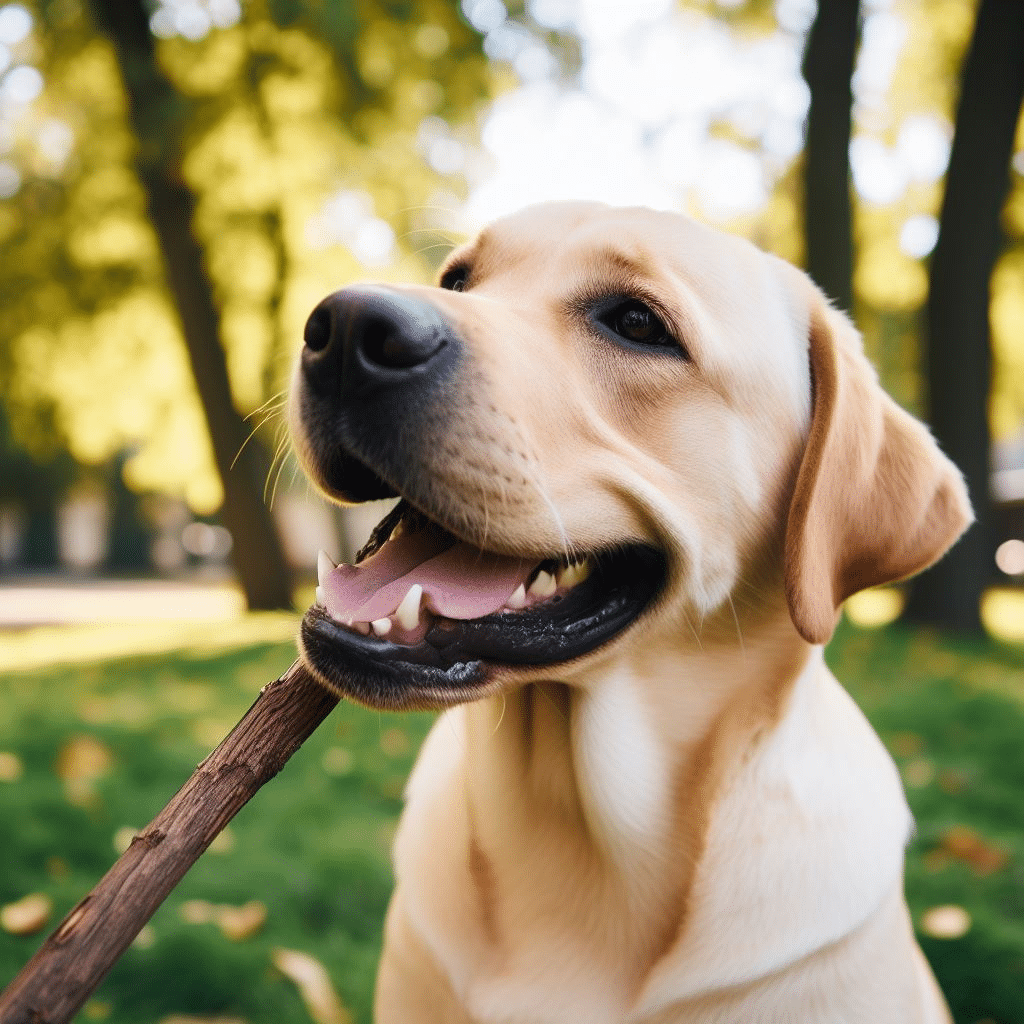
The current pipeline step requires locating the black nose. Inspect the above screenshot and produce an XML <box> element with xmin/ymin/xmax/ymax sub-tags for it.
<box><xmin>301</xmin><ymin>286</ymin><xmax>451</xmax><ymax>397</ymax></box>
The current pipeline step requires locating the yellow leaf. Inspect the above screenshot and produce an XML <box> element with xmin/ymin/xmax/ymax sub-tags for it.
<box><xmin>216</xmin><ymin>901</ymin><xmax>267</xmax><ymax>942</ymax></box>
<box><xmin>920</xmin><ymin>904</ymin><xmax>971</xmax><ymax>940</ymax></box>
<box><xmin>56</xmin><ymin>735</ymin><xmax>113</xmax><ymax>805</ymax></box>
<box><xmin>0</xmin><ymin>751</ymin><xmax>23</xmax><ymax>782</ymax></box>
<box><xmin>272</xmin><ymin>948</ymin><xmax>352</xmax><ymax>1024</ymax></box>
<box><xmin>1</xmin><ymin>893</ymin><xmax>53</xmax><ymax>935</ymax></box>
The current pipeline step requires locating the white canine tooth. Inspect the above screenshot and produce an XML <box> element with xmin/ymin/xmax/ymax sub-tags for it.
<box><xmin>528</xmin><ymin>569</ymin><xmax>556</xmax><ymax>599</ymax></box>
<box><xmin>507</xmin><ymin>584</ymin><xmax>527</xmax><ymax>609</ymax></box>
<box><xmin>371</xmin><ymin>617</ymin><xmax>392</xmax><ymax>636</ymax></box>
<box><xmin>317</xmin><ymin>549</ymin><xmax>336</xmax><ymax>587</ymax></box>
<box><xmin>395</xmin><ymin>584</ymin><xmax>423</xmax><ymax>631</ymax></box>
<box><xmin>315</xmin><ymin>586</ymin><xmax>325</xmax><ymax>606</ymax></box>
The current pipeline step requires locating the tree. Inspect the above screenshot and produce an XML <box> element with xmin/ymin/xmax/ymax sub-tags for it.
<box><xmin>904</xmin><ymin>0</ymin><xmax>1024</xmax><ymax>632</ymax></box>
<box><xmin>89</xmin><ymin>0</ymin><xmax>294</xmax><ymax>610</ymax></box>
<box><xmin>0</xmin><ymin>0</ymin><xmax>494</xmax><ymax>602</ymax></box>
<box><xmin>801</xmin><ymin>0</ymin><xmax>861</xmax><ymax>314</ymax></box>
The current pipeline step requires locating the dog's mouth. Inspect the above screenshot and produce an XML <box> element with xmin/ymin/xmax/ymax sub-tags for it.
<box><xmin>299</xmin><ymin>496</ymin><xmax>666</xmax><ymax>709</ymax></box>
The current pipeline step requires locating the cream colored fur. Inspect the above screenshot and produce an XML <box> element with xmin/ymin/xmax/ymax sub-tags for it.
<box><xmin>319</xmin><ymin>203</ymin><xmax>969</xmax><ymax>1023</ymax></box>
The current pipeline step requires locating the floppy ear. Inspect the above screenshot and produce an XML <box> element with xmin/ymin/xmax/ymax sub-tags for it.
<box><xmin>784</xmin><ymin>290</ymin><xmax>973</xmax><ymax>645</ymax></box>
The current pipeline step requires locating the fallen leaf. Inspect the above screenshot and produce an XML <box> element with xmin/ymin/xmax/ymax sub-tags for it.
<box><xmin>920</xmin><ymin>904</ymin><xmax>971</xmax><ymax>940</ymax></box>
<box><xmin>272</xmin><ymin>948</ymin><xmax>352</xmax><ymax>1024</ymax></box>
<box><xmin>379</xmin><ymin>728</ymin><xmax>409</xmax><ymax>757</ymax></box>
<box><xmin>217</xmin><ymin>901</ymin><xmax>266</xmax><ymax>942</ymax></box>
<box><xmin>902</xmin><ymin>757</ymin><xmax>934</xmax><ymax>788</ymax></box>
<box><xmin>179</xmin><ymin>899</ymin><xmax>266</xmax><ymax>941</ymax></box>
<box><xmin>0</xmin><ymin>751</ymin><xmax>23</xmax><ymax>782</ymax></box>
<box><xmin>937</xmin><ymin>768</ymin><xmax>970</xmax><ymax>795</ymax></box>
<box><xmin>56</xmin><ymin>735</ymin><xmax>113</xmax><ymax>805</ymax></box>
<box><xmin>888</xmin><ymin>732</ymin><xmax>922</xmax><ymax>758</ymax></box>
<box><xmin>1</xmin><ymin>893</ymin><xmax>53</xmax><ymax>935</ymax></box>
<box><xmin>179</xmin><ymin>899</ymin><xmax>216</xmax><ymax>925</ymax></box>
<box><xmin>322</xmin><ymin>747</ymin><xmax>353</xmax><ymax>776</ymax></box>
<box><xmin>937</xmin><ymin>825</ymin><xmax>1009</xmax><ymax>876</ymax></box>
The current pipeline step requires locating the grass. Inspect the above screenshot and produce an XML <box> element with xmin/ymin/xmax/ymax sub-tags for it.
<box><xmin>0</xmin><ymin>617</ymin><xmax>1022</xmax><ymax>1024</ymax></box>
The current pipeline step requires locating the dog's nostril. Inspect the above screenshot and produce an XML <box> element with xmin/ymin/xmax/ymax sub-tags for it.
<box><xmin>361</xmin><ymin>315</ymin><xmax>444</xmax><ymax>370</ymax></box>
<box><xmin>304</xmin><ymin>305</ymin><xmax>333</xmax><ymax>353</ymax></box>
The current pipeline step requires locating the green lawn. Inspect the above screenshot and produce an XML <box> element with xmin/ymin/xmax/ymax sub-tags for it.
<box><xmin>0</xmin><ymin>619</ymin><xmax>1022</xmax><ymax>1024</ymax></box>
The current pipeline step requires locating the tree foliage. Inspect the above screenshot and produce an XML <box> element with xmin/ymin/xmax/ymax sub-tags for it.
<box><xmin>0</xmin><ymin>0</ymin><xmax>492</xmax><ymax>516</ymax></box>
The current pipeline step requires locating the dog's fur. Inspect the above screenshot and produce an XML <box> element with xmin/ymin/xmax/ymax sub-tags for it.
<box><xmin>293</xmin><ymin>203</ymin><xmax>970</xmax><ymax>1022</ymax></box>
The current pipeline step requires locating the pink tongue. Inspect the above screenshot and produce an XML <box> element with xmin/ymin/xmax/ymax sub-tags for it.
<box><xmin>323</xmin><ymin>531</ymin><xmax>535</xmax><ymax>624</ymax></box>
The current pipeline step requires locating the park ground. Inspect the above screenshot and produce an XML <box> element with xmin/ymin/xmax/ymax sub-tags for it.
<box><xmin>0</xmin><ymin>591</ymin><xmax>1023</xmax><ymax>1024</ymax></box>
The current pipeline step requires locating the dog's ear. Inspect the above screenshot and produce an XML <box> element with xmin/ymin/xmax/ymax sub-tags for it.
<box><xmin>783</xmin><ymin>288</ymin><xmax>973</xmax><ymax>645</ymax></box>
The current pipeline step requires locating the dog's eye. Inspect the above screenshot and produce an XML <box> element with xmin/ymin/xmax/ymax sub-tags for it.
<box><xmin>440</xmin><ymin>266</ymin><xmax>469</xmax><ymax>292</ymax></box>
<box><xmin>599</xmin><ymin>300</ymin><xmax>674</xmax><ymax>349</ymax></box>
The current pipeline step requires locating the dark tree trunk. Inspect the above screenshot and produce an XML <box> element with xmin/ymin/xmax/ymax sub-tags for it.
<box><xmin>904</xmin><ymin>0</ymin><xmax>1024</xmax><ymax>633</ymax></box>
<box><xmin>802</xmin><ymin>0</ymin><xmax>860</xmax><ymax>314</ymax></box>
<box><xmin>89</xmin><ymin>0</ymin><xmax>294</xmax><ymax>610</ymax></box>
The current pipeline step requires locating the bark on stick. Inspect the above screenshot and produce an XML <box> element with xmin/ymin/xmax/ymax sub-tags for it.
<box><xmin>0</xmin><ymin>659</ymin><xmax>336</xmax><ymax>1024</ymax></box>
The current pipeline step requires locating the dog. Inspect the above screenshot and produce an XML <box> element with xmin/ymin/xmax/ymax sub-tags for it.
<box><xmin>290</xmin><ymin>202</ymin><xmax>970</xmax><ymax>1023</ymax></box>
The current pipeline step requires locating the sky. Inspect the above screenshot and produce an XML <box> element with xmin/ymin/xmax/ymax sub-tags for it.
<box><xmin>448</xmin><ymin>0</ymin><xmax>951</xmax><ymax>248</ymax></box>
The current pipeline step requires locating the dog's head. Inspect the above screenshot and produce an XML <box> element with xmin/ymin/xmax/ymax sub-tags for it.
<box><xmin>290</xmin><ymin>202</ymin><xmax>971</xmax><ymax>709</ymax></box>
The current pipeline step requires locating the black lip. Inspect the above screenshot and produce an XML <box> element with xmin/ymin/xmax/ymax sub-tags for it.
<box><xmin>298</xmin><ymin>544</ymin><xmax>667</xmax><ymax>709</ymax></box>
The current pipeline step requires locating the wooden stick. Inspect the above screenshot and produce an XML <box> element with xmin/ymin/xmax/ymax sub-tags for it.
<box><xmin>0</xmin><ymin>659</ymin><xmax>337</xmax><ymax>1024</ymax></box>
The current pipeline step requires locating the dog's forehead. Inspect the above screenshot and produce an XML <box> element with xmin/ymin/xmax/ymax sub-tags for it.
<box><xmin>462</xmin><ymin>203</ymin><xmax>781</xmax><ymax>309</ymax></box>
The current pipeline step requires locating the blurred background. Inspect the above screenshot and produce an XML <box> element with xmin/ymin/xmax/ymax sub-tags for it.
<box><xmin>0</xmin><ymin>1</ymin><xmax>1023</xmax><ymax>1022</ymax></box>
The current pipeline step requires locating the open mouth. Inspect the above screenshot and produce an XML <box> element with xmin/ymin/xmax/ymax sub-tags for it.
<box><xmin>299</xmin><ymin>498</ymin><xmax>666</xmax><ymax>709</ymax></box>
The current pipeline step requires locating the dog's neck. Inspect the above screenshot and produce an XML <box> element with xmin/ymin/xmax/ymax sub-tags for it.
<box><xmin>460</xmin><ymin>609</ymin><xmax>814</xmax><ymax>933</ymax></box>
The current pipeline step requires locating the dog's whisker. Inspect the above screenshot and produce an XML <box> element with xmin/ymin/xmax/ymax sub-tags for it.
<box><xmin>491</xmin><ymin>693</ymin><xmax>507</xmax><ymax>737</ymax></box>
<box><xmin>232</xmin><ymin>407</ymin><xmax>284</xmax><ymax>472</ymax></box>
<box><xmin>268</xmin><ymin>443</ymin><xmax>292</xmax><ymax>511</ymax></box>
<box><xmin>263</xmin><ymin>427</ymin><xmax>290</xmax><ymax>506</ymax></box>
<box><xmin>244</xmin><ymin>390</ymin><xmax>287</xmax><ymax>421</ymax></box>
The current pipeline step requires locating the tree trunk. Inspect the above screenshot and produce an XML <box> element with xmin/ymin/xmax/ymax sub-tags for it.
<box><xmin>89</xmin><ymin>0</ymin><xmax>294</xmax><ymax>610</ymax></box>
<box><xmin>904</xmin><ymin>0</ymin><xmax>1024</xmax><ymax>632</ymax></box>
<box><xmin>801</xmin><ymin>0</ymin><xmax>860</xmax><ymax>314</ymax></box>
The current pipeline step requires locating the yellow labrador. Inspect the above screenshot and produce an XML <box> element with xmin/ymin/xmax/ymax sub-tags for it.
<box><xmin>290</xmin><ymin>202</ymin><xmax>969</xmax><ymax>1023</ymax></box>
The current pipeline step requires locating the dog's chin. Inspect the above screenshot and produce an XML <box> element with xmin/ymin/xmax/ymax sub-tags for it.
<box><xmin>297</xmin><ymin>477</ymin><xmax>667</xmax><ymax>711</ymax></box>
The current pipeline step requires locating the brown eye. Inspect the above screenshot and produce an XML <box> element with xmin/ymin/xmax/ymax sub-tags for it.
<box><xmin>601</xmin><ymin>299</ymin><xmax>672</xmax><ymax>348</ymax></box>
<box><xmin>440</xmin><ymin>266</ymin><xmax>469</xmax><ymax>292</ymax></box>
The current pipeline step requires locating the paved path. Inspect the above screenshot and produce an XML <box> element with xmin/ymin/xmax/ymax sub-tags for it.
<box><xmin>0</xmin><ymin>577</ymin><xmax>246</xmax><ymax>627</ymax></box>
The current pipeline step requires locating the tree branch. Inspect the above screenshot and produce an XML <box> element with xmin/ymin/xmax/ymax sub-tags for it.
<box><xmin>0</xmin><ymin>659</ymin><xmax>337</xmax><ymax>1024</ymax></box>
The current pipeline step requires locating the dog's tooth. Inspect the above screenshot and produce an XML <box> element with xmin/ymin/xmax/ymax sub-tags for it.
<box><xmin>557</xmin><ymin>563</ymin><xmax>579</xmax><ymax>589</ymax></box>
<box><xmin>371</xmin><ymin>617</ymin><xmax>392</xmax><ymax>637</ymax></box>
<box><xmin>395</xmin><ymin>584</ymin><xmax>423</xmax><ymax>631</ymax></box>
<box><xmin>507</xmin><ymin>584</ymin><xmax>527</xmax><ymax>609</ymax></box>
<box><xmin>528</xmin><ymin>570</ymin><xmax>556</xmax><ymax>599</ymax></box>
<box><xmin>315</xmin><ymin>586</ymin><xmax>325</xmax><ymax>606</ymax></box>
<box><xmin>317</xmin><ymin>549</ymin><xmax>336</xmax><ymax>587</ymax></box>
